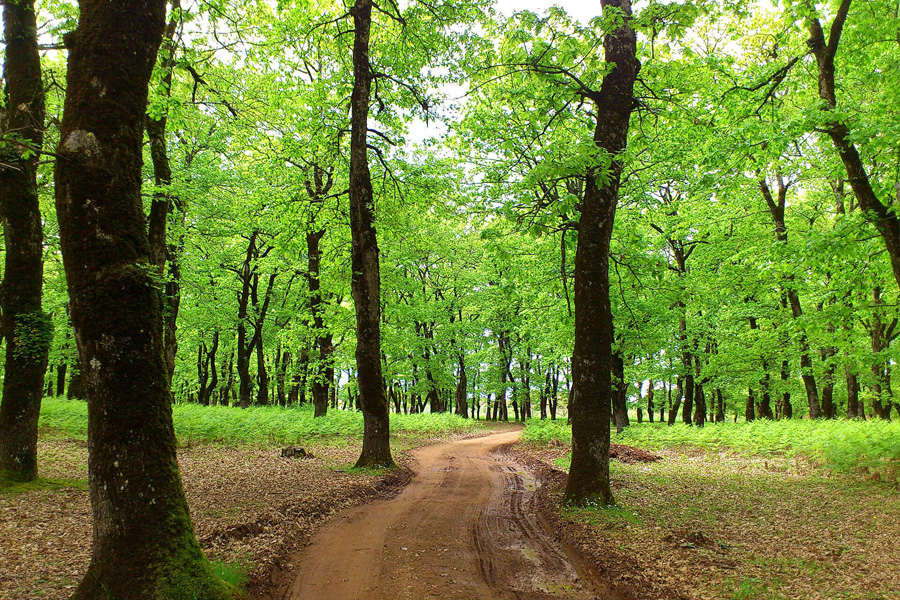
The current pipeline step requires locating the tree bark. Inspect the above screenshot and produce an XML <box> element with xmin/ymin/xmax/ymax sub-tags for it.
<box><xmin>564</xmin><ymin>0</ymin><xmax>638</xmax><ymax>506</ymax></box>
<box><xmin>349</xmin><ymin>0</ymin><xmax>392</xmax><ymax>468</ymax></box>
<box><xmin>0</xmin><ymin>0</ymin><xmax>51</xmax><ymax>484</ymax></box>
<box><xmin>54</xmin><ymin>1</ymin><xmax>230</xmax><ymax>596</ymax></box>
<box><xmin>806</xmin><ymin>2</ymin><xmax>900</xmax><ymax>291</ymax></box>
<box><xmin>146</xmin><ymin>0</ymin><xmax>182</xmax><ymax>386</ymax></box>
<box><xmin>611</xmin><ymin>351</ymin><xmax>629</xmax><ymax>432</ymax></box>
<box><xmin>455</xmin><ymin>354</ymin><xmax>468</xmax><ymax>417</ymax></box>
<box><xmin>759</xmin><ymin>177</ymin><xmax>822</xmax><ymax>417</ymax></box>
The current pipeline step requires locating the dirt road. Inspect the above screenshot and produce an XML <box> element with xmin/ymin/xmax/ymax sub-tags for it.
<box><xmin>285</xmin><ymin>428</ymin><xmax>605</xmax><ymax>600</ymax></box>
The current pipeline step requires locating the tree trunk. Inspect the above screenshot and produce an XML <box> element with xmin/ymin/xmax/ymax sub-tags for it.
<box><xmin>0</xmin><ymin>0</ymin><xmax>51</xmax><ymax>484</ymax></box>
<box><xmin>67</xmin><ymin>360</ymin><xmax>85</xmax><ymax>400</ymax></box>
<box><xmin>611</xmin><ymin>351</ymin><xmax>629</xmax><ymax>432</ymax></box>
<box><xmin>807</xmin><ymin>4</ymin><xmax>900</xmax><ymax>291</ymax></box>
<box><xmin>54</xmin><ymin>1</ymin><xmax>230</xmax><ymax>596</ymax></box>
<box><xmin>454</xmin><ymin>354</ymin><xmax>468</xmax><ymax>417</ymax></box>
<box><xmin>349</xmin><ymin>0</ymin><xmax>392</xmax><ymax>468</ymax></box>
<box><xmin>846</xmin><ymin>368</ymin><xmax>861</xmax><ymax>419</ymax></box>
<box><xmin>668</xmin><ymin>377</ymin><xmax>683</xmax><ymax>426</ymax></box>
<box><xmin>236</xmin><ymin>232</ymin><xmax>257</xmax><ymax>408</ymax></box>
<box><xmin>746</xmin><ymin>388</ymin><xmax>756</xmax><ymax>422</ymax></box>
<box><xmin>564</xmin><ymin>0</ymin><xmax>638</xmax><ymax>506</ymax></box>
<box><xmin>647</xmin><ymin>380</ymin><xmax>654</xmax><ymax>423</ymax></box>
<box><xmin>56</xmin><ymin>364</ymin><xmax>67</xmax><ymax>397</ymax></box>
<box><xmin>146</xmin><ymin>0</ymin><xmax>182</xmax><ymax>387</ymax></box>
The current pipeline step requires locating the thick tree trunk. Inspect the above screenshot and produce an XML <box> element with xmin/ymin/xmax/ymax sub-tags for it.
<box><xmin>746</xmin><ymin>388</ymin><xmax>756</xmax><ymax>422</ymax></box>
<box><xmin>349</xmin><ymin>0</ymin><xmax>392</xmax><ymax>467</ymax></box>
<box><xmin>54</xmin><ymin>1</ymin><xmax>229</xmax><ymax>597</ymax></box>
<box><xmin>0</xmin><ymin>0</ymin><xmax>51</xmax><ymax>484</ymax></box>
<box><xmin>564</xmin><ymin>0</ymin><xmax>638</xmax><ymax>506</ymax></box>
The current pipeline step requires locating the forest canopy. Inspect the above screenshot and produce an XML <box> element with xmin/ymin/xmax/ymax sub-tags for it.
<box><xmin>1</xmin><ymin>0</ymin><xmax>898</xmax><ymax>597</ymax></box>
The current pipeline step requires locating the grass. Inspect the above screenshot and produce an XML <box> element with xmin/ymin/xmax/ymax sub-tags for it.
<box><xmin>523</xmin><ymin>417</ymin><xmax>900</xmax><ymax>475</ymax></box>
<box><xmin>38</xmin><ymin>396</ymin><xmax>483</xmax><ymax>446</ymax></box>
<box><xmin>210</xmin><ymin>557</ymin><xmax>251</xmax><ymax>589</ymax></box>
<box><xmin>0</xmin><ymin>476</ymin><xmax>87</xmax><ymax>495</ymax></box>
<box><xmin>562</xmin><ymin>502</ymin><xmax>641</xmax><ymax>529</ymax></box>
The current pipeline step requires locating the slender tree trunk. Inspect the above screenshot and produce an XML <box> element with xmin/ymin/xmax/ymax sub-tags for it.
<box><xmin>236</xmin><ymin>233</ymin><xmax>256</xmax><ymax>408</ymax></box>
<box><xmin>647</xmin><ymin>380</ymin><xmax>654</xmax><ymax>423</ymax></box>
<box><xmin>846</xmin><ymin>367</ymin><xmax>861</xmax><ymax>419</ymax></box>
<box><xmin>564</xmin><ymin>0</ymin><xmax>638</xmax><ymax>506</ymax></box>
<box><xmin>146</xmin><ymin>0</ymin><xmax>182</xmax><ymax>386</ymax></box>
<box><xmin>668</xmin><ymin>377</ymin><xmax>683</xmax><ymax>425</ymax></box>
<box><xmin>0</xmin><ymin>0</ymin><xmax>51</xmax><ymax>484</ymax></box>
<box><xmin>807</xmin><ymin>4</ymin><xmax>900</xmax><ymax>291</ymax></box>
<box><xmin>54</xmin><ymin>1</ymin><xmax>229</xmax><ymax>596</ymax></box>
<box><xmin>55</xmin><ymin>364</ymin><xmax>67</xmax><ymax>397</ymax></box>
<box><xmin>349</xmin><ymin>0</ymin><xmax>392</xmax><ymax>467</ymax></box>
<box><xmin>455</xmin><ymin>354</ymin><xmax>468</xmax><ymax>417</ymax></box>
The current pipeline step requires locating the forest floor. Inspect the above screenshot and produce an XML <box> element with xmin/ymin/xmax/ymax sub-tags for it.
<box><xmin>282</xmin><ymin>426</ymin><xmax>614</xmax><ymax>600</ymax></box>
<box><xmin>521</xmin><ymin>438</ymin><xmax>900</xmax><ymax>600</ymax></box>
<box><xmin>0</xmin><ymin>426</ymin><xmax>485</xmax><ymax>600</ymax></box>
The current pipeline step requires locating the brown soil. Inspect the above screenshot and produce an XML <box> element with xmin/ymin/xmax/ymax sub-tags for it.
<box><xmin>281</xmin><ymin>427</ymin><xmax>614</xmax><ymax>600</ymax></box>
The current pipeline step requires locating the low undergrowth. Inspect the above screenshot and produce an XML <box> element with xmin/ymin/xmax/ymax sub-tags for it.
<box><xmin>38</xmin><ymin>397</ymin><xmax>483</xmax><ymax>446</ymax></box>
<box><xmin>0</xmin><ymin>477</ymin><xmax>87</xmax><ymax>495</ymax></box>
<box><xmin>523</xmin><ymin>418</ymin><xmax>900</xmax><ymax>477</ymax></box>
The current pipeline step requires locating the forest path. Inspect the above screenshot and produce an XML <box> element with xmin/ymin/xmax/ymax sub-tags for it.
<box><xmin>285</xmin><ymin>427</ymin><xmax>604</xmax><ymax>600</ymax></box>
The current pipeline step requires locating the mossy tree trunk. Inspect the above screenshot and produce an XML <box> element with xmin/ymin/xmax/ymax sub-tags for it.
<box><xmin>564</xmin><ymin>0</ymin><xmax>639</xmax><ymax>506</ymax></box>
<box><xmin>349</xmin><ymin>0</ymin><xmax>393</xmax><ymax>468</ymax></box>
<box><xmin>0</xmin><ymin>0</ymin><xmax>51</xmax><ymax>484</ymax></box>
<box><xmin>54</xmin><ymin>1</ymin><xmax>231</xmax><ymax>597</ymax></box>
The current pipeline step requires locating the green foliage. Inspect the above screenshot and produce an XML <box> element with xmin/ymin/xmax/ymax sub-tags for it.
<box><xmin>38</xmin><ymin>397</ymin><xmax>482</xmax><ymax>445</ymax></box>
<box><xmin>12</xmin><ymin>310</ymin><xmax>54</xmax><ymax>362</ymax></box>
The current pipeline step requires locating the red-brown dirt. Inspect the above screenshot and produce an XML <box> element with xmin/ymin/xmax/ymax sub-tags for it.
<box><xmin>283</xmin><ymin>428</ymin><xmax>614</xmax><ymax>600</ymax></box>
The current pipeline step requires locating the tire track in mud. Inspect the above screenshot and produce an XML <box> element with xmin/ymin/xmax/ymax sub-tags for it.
<box><xmin>285</xmin><ymin>428</ymin><xmax>606</xmax><ymax>600</ymax></box>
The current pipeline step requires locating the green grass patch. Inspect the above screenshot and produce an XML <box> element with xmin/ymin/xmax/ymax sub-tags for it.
<box><xmin>39</xmin><ymin>397</ymin><xmax>483</xmax><ymax>446</ymax></box>
<box><xmin>333</xmin><ymin>462</ymin><xmax>395</xmax><ymax>476</ymax></box>
<box><xmin>0</xmin><ymin>477</ymin><xmax>87</xmax><ymax>495</ymax></box>
<box><xmin>563</xmin><ymin>502</ymin><xmax>641</xmax><ymax>529</ymax></box>
<box><xmin>210</xmin><ymin>558</ymin><xmax>251</xmax><ymax>589</ymax></box>
<box><xmin>523</xmin><ymin>418</ymin><xmax>900</xmax><ymax>474</ymax></box>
